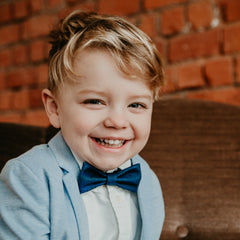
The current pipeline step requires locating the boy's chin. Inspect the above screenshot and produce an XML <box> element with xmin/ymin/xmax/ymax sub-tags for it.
<box><xmin>90</xmin><ymin>160</ymin><xmax>127</xmax><ymax>172</ymax></box>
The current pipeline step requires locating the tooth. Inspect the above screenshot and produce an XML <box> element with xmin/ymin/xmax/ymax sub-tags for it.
<box><xmin>115</xmin><ymin>140</ymin><xmax>121</xmax><ymax>145</ymax></box>
<box><xmin>95</xmin><ymin>138</ymin><xmax>125</xmax><ymax>147</ymax></box>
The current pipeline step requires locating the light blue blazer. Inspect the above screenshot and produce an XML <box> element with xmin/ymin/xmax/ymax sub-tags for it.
<box><xmin>0</xmin><ymin>132</ymin><xmax>164</xmax><ymax>240</ymax></box>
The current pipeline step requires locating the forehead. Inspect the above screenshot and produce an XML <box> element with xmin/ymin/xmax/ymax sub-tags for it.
<box><xmin>57</xmin><ymin>49</ymin><xmax>153</xmax><ymax>99</ymax></box>
<box><xmin>72</xmin><ymin>49</ymin><xmax>121</xmax><ymax>81</ymax></box>
<box><xmin>72</xmin><ymin>48</ymin><xmax>151</xmax><ymax>87</ymax></box>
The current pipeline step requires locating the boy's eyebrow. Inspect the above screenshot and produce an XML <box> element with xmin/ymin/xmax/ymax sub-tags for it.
<box><xmin>76</xmin><ymin>89</ymin><xmax>107</xmax><ymax>96</ymax></box>
<box><xmin>77</xmin><ymin>90</ymin><xmax>153</xmax><ymax>99</ymax></box>
<box><xmin>128</xmin><ymin>94</ymin><xmax>153</xmax><ymax>101</ymax></box>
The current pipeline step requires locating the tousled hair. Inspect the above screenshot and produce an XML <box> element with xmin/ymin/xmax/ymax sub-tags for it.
<box><xmin>48</xmin><ymin>11</ymin><xmax>164</xmax><ymax>100</ymax></box>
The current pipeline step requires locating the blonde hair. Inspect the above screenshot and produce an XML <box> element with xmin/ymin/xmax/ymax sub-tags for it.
<box><xmin>48</xmin><ymin>11</ymin><xmax>164</xmax><ymax>100</ymax></box>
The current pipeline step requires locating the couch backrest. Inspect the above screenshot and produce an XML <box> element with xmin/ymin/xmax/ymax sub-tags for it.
<box><xmin>140</xmin><ymin>99</ymin><xmax>240</xmax><ymax>240</ymax></box>
<box><xmin>0</xmin><ymin>123</ymin><xmax>46</xmax><ymax>170</ymax></box>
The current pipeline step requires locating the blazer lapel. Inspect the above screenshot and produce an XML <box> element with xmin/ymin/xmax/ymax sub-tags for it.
<box><xmin>137</xmin><ymin>170</ymin><xmax>156</xmax><ymax>239</ymax></box>
<box><xmin>132</xmin><ymin>155</ymin><xmax>165</xmax><ymax>240</ymax></box>
<box><xmin>62</xmin><ymin>173</ymin><xmax>89</xmax><ymax>240</ymax></box>
<box><xmin>49</xmin><ymin>132</ymin><xmax>89</xmax><ymax>240</ymax></box>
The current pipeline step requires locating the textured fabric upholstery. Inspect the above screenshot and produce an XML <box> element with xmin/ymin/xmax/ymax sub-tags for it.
<box><xmin>141</xmin><ymin>99</ymin><xmax>240</xmax><ymax>240</ymax></box>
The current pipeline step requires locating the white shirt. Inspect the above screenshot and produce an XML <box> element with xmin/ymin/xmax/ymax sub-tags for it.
<box><xmin>72</xmin><ymin>153</ymin><xmax>141</xmax><ymax>240</ymax></box>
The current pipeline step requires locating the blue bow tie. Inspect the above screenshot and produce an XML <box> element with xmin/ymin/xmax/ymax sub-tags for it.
<box><xmin>79</xmin><ymin>162</ymin><xmax>141</xmax><ymax>193</ymax></box>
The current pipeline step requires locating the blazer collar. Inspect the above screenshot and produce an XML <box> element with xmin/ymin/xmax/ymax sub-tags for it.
<box><xmin>48</xmin><ymin>131</ymin><xmax>80</xmax><ymax>177</ymax></box>
<box><xmin>132</xmin><ymin>155</ymin><xmax>163</xmax><ymax>240</ymax></box>
<box><xmin>48</xmin><ymin>131</ymin><xmax>89</xmax><ymax>240</ymax></box>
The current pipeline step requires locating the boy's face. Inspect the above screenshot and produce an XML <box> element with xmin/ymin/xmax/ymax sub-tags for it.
<box><xmin>45</xmin><ymin>49</ymin><xmax>153</xmax><ymax>171</ymax></box>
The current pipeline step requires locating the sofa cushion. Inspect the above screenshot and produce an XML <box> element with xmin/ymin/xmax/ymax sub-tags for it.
<box><xmin>140</xmin><ymin>99</ymin><xmax>240</xmax><ymax>239</ymax></box>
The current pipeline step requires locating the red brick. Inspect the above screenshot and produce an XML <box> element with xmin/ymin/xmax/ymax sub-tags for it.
<box><xmin>169</xmin><ymin>29</ymin><xmax>220</xmax><ymax>62</ymax></box>
<box><xmin>12</xmin><ymin>89</ymin><xmax>30</xmax><ymax>110</ymax></box>
<box><xmin>36</xmin><ymin>64</ymin><xmax>48</xmax><ymax>85</ymax></box>
<box><xmin>58</xmin><ymin>2</ymin><xmax>96</xmax><ymax>19</ymax></box>
<box><xmin>0</xmin><ymin>71</ymin><xmax>5</xmax><ymax>90</ymax></box>
<box><xmin>23</xmin><ymin>109</ymin><xmax>50</xmax><ymax>126</ymax></box>
<box><xmin>30</xmin><ymin>40</ymin><xmax>47</xmax><ymax>62</ymax></box>
<box><xmin>138</xmin><ymin>14</ymin><xmax>157</xmax><ymax>39</ymax></box>
<box><xmin>177</xmin><ymin>62</ymin><xmax>205</xmax><ymax>89</ymax></box>
<box><xmin>98</xmin><ymin>0</ymin><xmax>139</xmax><ymax>15</ymax></box>
<box><xmin>29</xmin><ymin>89</ymin><xmax>43</xmax><ymax>108</ymax></box>
<box><xmin>6</xmin><ymin>67</ymin><xmax>36</xmax><ymax>87</ymax></box>
<box><xmin>161</xmin><ymin>6</ymin><xmax>185</xmax><ymax>35</ymax></box>
<box><xmin>66</xmin><ymin>0</ymin><xmax>84</xmax><ymax>3</ymax></box>
<box><xmin>216</xmin><ymin>0</ymin><xmax>228</xmax><ymax>5</ymax></box>
<box><xmin>0</xmin><ymin>49</ymin><xmax>11</xmax><ymax>67</ymax></box>
<box><xmin>13</xmin><ymin>0</ymin><xmax>29</xmax><ymax>19</ymax></box>
<box><xmin>155</xmin><ymin>37</ymin><xmax>166</xmax><ymax>58</ymax></box>
<box><xmin>144</xmin><ymin>0</ymin><xmax>187</xmax><ymax>10</ymax></box>
<box><xmin>29</xmin><ymin>0</ymin><xmax>45</xmax><ymax>13</ymax></box>
<box><xmin>0</xmin><ymin>113</ymin><xmax>22</xmax><ymax>124</ymax></box>
<box><xmin>205</xmin><ymin>57</ymin><xmax>233</xmax><ymax>86</ymax></box>
<box><xmin>46</xmin><ymin>0</ymin><xmax>64</xmax><ymax>8</ymax></box>
<box><xmin>187</xmin><ymin>87</ymin><xmax>240</xmax><ymax>106</ymax></box>
<box><xmin>12</xmin><ymin>44</ymin><xmax>28</xmax><ymax>65</ymax></box>
<box><xmin>22</xmin><ymin>14</ymin><xmax>56</xmax><ymax>39</ymax></box>
<box><xmin>216</xmin><ymin>0</ymin><xmax>229</xmax><ymax>16</ymax></box>
<box><xmin>45</xmin><ymin>43</ymin><xmax>51</xmax><ymax>59</ymax></box>
<box><xmin>0</xmin><ymin>91</ymin><xmax>12</xmax><ymax>110</ymax></box>
<box><xmin>0</xmin><ymin>3</ymin><xmax>12</xmax><ymax>23</ymax></box>
<box><xmin>0</xmin><ymin>24</ymin><xmax>19</xmax><ymax>45</ymax></box>
<box><xmin>161</xmin><ymin>65</ymin><xmax>178</xmax><ymax>93</ymax></box>
<box><xmin>188</xmin><ymin>0</ymin><xmax>214</xmax><ymax>29</ymax></box>
<box><xmin>221</xmin><ymin>0</ymin><xmax>240</xmax><ymax>22</ymax></box>
<box><xmin>223</xmin><ymin>23</ymin><xmax>240</xmax><ymax>53</ymax></box>
<box><xmin>235</xmin><ymin>57</ymin><xmax>240</xmax><ymax>83</ymax></box>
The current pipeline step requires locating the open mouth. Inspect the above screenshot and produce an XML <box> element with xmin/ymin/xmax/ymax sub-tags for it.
<box><xmin>93</xmin><ymin>138</ymin><xmax>126</xmax><ymax>148</ymax></box>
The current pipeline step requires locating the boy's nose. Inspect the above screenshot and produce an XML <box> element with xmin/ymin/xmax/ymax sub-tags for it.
<box><xmin>103</xmin><ymin>110</ymin><xmax>129</xmax><ymax>129</ymax></box>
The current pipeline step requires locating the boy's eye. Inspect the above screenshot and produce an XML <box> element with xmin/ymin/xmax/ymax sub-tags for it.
<box><xmin>129</xmin><ymin>103</ymin><xmax>146</xmax><ymax>109</ymax></box>
<box><xmin>83</xmin><ymin>99</ymin><xmax>103</xmax><ymax>105</ymax></box>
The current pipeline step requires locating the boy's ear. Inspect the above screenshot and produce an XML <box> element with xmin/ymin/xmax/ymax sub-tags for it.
<box><xmin>42</xmin><ymin>89</ymin><xmax>61</xmax><ymax>128</ymax></box>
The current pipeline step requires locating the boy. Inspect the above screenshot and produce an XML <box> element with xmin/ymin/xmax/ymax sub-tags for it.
<box><xmin>0</xmin><ymin>11</ymin><xmax>165</xmax><ymax>240</ymax></box>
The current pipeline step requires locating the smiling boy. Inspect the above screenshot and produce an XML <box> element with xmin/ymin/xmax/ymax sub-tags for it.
<box><xmin>43</xmin><ymin>49</ymin><xmax>153</xmax><ymax>172</ymax></box>
<box><xmin>0</xmin><ymin>11</ymin><xmax>165</xmax><ymax>240</ymax></box>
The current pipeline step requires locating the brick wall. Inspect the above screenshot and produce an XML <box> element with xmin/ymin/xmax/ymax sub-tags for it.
<box><xmin>0</xmin><ymin>0</ymin><xmax>240</xmax><ymax>126</ymax></box>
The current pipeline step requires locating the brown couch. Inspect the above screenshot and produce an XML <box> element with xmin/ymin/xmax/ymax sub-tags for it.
<box><xmin>1</xmin><ymin>99</ymin><xmax>240</xmax><ymax>239</ymax></box>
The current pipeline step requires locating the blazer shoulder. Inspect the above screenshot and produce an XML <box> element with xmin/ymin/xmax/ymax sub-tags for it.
<box><xmin>12</xmin><ymin>143</ymin><xmax>55</xmax><ymax>165</ymax></box>
<box><xmin>132</xmin><ymin>154</ymin><xmax>150</xmax><ymax>168</ymax></box>
<box><xmin>133</xmin><ymin>154</ymin><xmax>156</xmax><ymax>176</ymax></box>
<box><xmin>1</xmin><ymin>143</ymin><xmax>61</xmax><ymax>183</ymax></box>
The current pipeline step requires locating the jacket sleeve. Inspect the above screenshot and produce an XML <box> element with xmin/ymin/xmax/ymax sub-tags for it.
<box><xmin>0</xmin><ymin>159</ymin><xmax>50</xmax><ymax>240</ymax></box>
